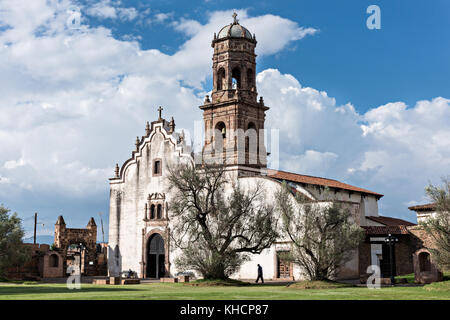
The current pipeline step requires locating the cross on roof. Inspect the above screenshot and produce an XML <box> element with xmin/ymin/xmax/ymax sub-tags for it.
<box><xmin>232</xmin><ymin>12</ymin><xmax>238</xmax><ymax>24</ymax></box>
<box><xmin>157</xmin><ymin>106</ymin><xmax>163</xmax><ymax>120</ymax></box>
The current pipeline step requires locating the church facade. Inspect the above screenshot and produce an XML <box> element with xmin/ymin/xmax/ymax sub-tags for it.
<box><xmin>107</xmin><ymin>16</ymin><xmax>384</xmax><ymax>280</ymax></box>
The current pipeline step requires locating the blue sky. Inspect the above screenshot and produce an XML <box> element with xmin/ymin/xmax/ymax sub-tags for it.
<box><xmin>0</xmin><ymin>0</ymin><xmax>449</xmax><ymax>242</ymax></box>
<box><xmin>89</xmin><ymin>0</ymin><xmax>450</xmax><ymax>110</ymax></box>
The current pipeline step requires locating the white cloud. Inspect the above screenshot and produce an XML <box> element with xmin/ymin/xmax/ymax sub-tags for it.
<box><xmin>281</xmin><ymin>150</ymin><xmax>338</xmax><ymax>174</ymax></box>
<box><xmin>1</xmin><ymin>0</ymin><xmax>447</xmax><ymax>229</ymax></box>
<box><xmin>154</xmin><ymin>12</ymin><xmax>173</xmax><ymax>23</ymax></box>
<box><xmin>258</xmin><ymin>69</ymin><xmax>450</xmax><ymax>220</ymax></box>
<box><xmin>0</xmin><ymin>3</ymin><xmax>316</xmax><ymax>204</ymax></box>
<box><xmin>0</xmin><ymin>176</ymin><xmax>10</xmax><ymax>184</ymax></box>
<box><xmin>4</xmin><ymin>155</ymin><xmax>27</xmax><ymax>169</ymax></box>
<box><xmin>86</xmin><ymin>1</ymin><xmax>117</xmax><ymax>19</ymax></box>
<box><xmin>85</xmin><ymin>0</ymin><xmax>138</xmax><ymax>21</ymax></box>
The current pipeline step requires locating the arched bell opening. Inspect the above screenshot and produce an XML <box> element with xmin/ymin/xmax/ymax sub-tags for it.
<box><xmin>217</xmin><ymin>67</ymin><xmax>226</xmax><ymax>90</ymax></box>
<box><xmin>231</xmin><ymin>67</ymin><xmax>241</xmax><ymax>89</ymax></box>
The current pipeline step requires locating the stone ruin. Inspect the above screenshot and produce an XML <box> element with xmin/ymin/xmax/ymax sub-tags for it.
<box><xmin>8</xmin><ymin>216</ymin><xmax>107</xmax><ymax>280</ymax></box>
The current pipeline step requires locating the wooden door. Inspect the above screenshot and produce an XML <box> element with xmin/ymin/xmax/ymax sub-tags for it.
<box><xmin>277</xmin><ymin>253</ymin><xmax>291</xmax><ymax>278</ymax></box>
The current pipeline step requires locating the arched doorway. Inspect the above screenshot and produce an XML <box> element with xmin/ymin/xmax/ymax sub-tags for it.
<box><xmin>147</xmin><ymin>234</ymin><xmax>165</xmax><ymax>279</ymax></box>
<box><xmin>49</xmin><ymin>254</ymin><xmax>59</xmax><ymax>268</ymax></box>
<box><xmin>66</xmin><ymin>242</ymin><xmax>88</xmax><ymax>275</ymax></box>
<box><xmin>419</xmin><ymin>252</ymin><xmax>431</xmax><ymax>272</ymax></box>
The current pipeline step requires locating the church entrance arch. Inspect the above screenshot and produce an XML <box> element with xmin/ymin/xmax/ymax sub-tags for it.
<box><xmin>146</xmin><ymin>233</ymin><xmax>165</xmax><ymax>279</ymax></box>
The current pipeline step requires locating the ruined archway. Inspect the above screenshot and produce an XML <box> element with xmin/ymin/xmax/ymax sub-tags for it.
<box><xmin>54</xmin><ymin>216</ymin><xmax>98</xmax><ymax>276</ymax></box>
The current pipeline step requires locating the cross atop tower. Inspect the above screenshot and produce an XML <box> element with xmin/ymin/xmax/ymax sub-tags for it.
<box><xmin>232</xmin><ymin>12</ymin><xmax>238</xmax><ymax>24</ymax></box>
<box><xmin>157</xmin><ymin>106</ymin><xmax>163</xmax><ymax>120</ymax></box>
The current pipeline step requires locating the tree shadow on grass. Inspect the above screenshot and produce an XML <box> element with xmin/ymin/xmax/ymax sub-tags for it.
<box><xmin>0</xmin><ymin>285</ymin><xmax>139</xmax><ymax>297</ymax></box>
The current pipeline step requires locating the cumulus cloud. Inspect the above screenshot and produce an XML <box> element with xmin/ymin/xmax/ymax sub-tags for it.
<box><xmin>280</xmin><ymin>150</ymin><xmax>338</xmax><ymax>175</ymax></box>
<box><xmin>4</xmin><ymin>155</ymin><xmax>27</xmax><ymax>169</ymax></box>
<box><xmin>1</xmin><ymin>0</ymin><xmax>447</xmax><ymax>233</ymax></box>
<box><xmin>258</xmin><ymin>69</ymin><xmax>450</xmax><ymax>220</ymax></box>
<box><xmin>0</xmin><ymin>2</ymin><xmax>318</xmax><ymax>233</ymax></box>
<box><xmin>85</xmin><ymin>0</ymin><xmax>138</xmax><ymax>21</ymax></box>
<box><xmin>153</xmin><ymin>12</ymin><xmax>173</xmax><ymax>24</ymax></box>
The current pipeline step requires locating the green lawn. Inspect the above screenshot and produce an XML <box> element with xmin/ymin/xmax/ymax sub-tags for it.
<box><xmin>396</xmin><ymin>272</ymin><xmax>450</xmax><ymax>284</ymax></box>
<box><xmin>0</xmin><ymin>282</ymin><xmax>449</xmax><ymax>300</ymax></box>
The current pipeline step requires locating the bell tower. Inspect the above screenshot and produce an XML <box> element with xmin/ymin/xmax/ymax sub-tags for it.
<box><xmin>200</xmin><ymin>13</ymin><xmax>269</xmax><ymax>175</ymax></box>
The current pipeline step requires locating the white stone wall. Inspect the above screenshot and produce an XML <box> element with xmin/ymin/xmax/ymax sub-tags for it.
<box><xmin>416</xmin><ymin>211</ymin><xmax>436</xmax><ymax>223</ymax></box>
<box><xmin>108</xmin><ymin>122</ymin><xmax>191</xmax><ymax>276</ymax></box>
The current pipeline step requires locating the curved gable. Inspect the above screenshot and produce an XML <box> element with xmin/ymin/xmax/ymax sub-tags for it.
<box><xmin>110</xmin><ymin>120</ymin><xmax>192</xmax><ymax>185</ymax></box>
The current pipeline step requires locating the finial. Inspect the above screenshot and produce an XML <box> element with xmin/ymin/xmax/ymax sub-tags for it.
<box><xmin>135</xmin><ymin>136</ymin><xmax>140</xmax><ymax>150</ymax></box>
<box><xmin>114</xmin><ymin>163</ymin><xmax>119</xmax><ymax>178</ymax></box>
<box><xmin>157</xmin><ymin>106</ymin><xmax>163</xmax><ymax>120</ymax></box>
<box><xmin>145</xmin><ymin>121</ymin><xmax>150</xmax><ymax>136</ymax></box>
<box><xmin>204</xmin><ymin>95</ymin><xmax>210</xmax><ymax>103</ymax></box>
<box><xmin>259</xmin><ymin>96</ymin><xmax>264</xmax><ymax>105</ymax></box>
<box><xmin>214</xmin><ymin>32</ymin><xmax>217</xmax><ymax>40</ymax></box>
<box><xmin>232</xmin><ymin>12</ymin><xmax>239</xmax><ymax>24</ymax></box>
<box><xmin>169</xmin><ymin>117</ymin><xmax>175</xmax><ymax>134</ymax></box>
<box><xmin>179</xmin><ymin>129</ymin><xmax>185</xmax><ymax>143</ymax></box>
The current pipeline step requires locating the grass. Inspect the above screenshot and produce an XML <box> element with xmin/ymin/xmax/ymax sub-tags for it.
<box><xmin>424</xmin><ymin>280</ymin><xmax>450</xmax><ymax>292</ymax></box>
<box><xmin>395</xmin><ymin>272</ymin><xmax>450</xmax><ymax>284</ymax></box>
<box><xmin>395</xmin><ymin>273</ymin><xmax>416</xmax><ymax>284</ymax></box>
<box><xmin>186</xmin><ymin>278</ymin><xmax>250</xmax><ymax>286</ymax></box>
<box><xmin>0</xmin><ymin>281</ymin><xmax>449</xmax><ymax>300</ymax></box>
<box><xmin>287</xmin><ymin>280</ymin><xmax>352</xmax><ymax>290</ymax></box>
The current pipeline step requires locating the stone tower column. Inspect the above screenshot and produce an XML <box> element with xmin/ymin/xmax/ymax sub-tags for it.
<box><xmin>54</xmin><ymin>215</ymin><xmax>66</xmax><ymax>248</ymax></box>
<box><xmin>200</xmin><ymin>14</ymin><xmax>269</xmax><ymax>174</ymax></box>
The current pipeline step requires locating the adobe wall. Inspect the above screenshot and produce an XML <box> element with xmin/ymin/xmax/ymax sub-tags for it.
<box><xmin>39</xmin><ymin>252</ymin><xmax>64</xmax><ymax>278</ymax></box>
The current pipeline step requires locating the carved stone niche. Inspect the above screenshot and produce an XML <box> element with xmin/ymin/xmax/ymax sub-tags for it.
<box><xmin>144</xmin><ymin>193</ymin><xmax>168</xmax><ymax>225</ymax></box>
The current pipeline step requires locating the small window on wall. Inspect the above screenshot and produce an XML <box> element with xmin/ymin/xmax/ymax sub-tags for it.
<box><xmin>153</xmin><ymin>159</ymin><xmax>162</xmax><ymax>176</ymax></box>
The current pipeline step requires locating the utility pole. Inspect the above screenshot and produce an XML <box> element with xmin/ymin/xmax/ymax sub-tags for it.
<box><xmin>98</xmin><ymin>212</ymin><xmax>105</xmax><ymax>244</ymax></box>
<box><xmin>33</xmin><ymin>212</ymin><xmax>37</xmax><ymax>244</ymax></box>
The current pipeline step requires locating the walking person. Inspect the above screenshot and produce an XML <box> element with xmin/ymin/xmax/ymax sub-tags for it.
<box><xmin>255</xmin><ymin>264</ymin><xmax>264</xmax><ymax>283</ymax></box>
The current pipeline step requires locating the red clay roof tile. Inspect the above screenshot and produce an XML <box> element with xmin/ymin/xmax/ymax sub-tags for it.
<box><xmin>267</xmin><ymin>169</ymin><xmax>383</xmax><ymax>198</ymax></box>
<box><xmin>408</xmin><ymin>203</ymin><xmax>436</xmax><ymax>211</ymax></box>
<box><xmin>366</xmin><ymin>216</ymin><xmax>416</xmax><ymax>226</ymax></box>
<box><xmin>362</xmin><ymin>225</ymin><xmax>410</xmax><ymax>235</ymax></box>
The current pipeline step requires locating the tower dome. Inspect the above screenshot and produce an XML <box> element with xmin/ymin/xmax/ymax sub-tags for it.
<box><xmin>216</xmin><ymin>13</ymin><xmax>253</xmax><ymax>40</ymax></box>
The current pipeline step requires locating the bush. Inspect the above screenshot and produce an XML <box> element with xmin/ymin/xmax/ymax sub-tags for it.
<box><xmin>186</xmin><ymin>278</ymin><xmax>250</xmax><ymax>287</ymax></box>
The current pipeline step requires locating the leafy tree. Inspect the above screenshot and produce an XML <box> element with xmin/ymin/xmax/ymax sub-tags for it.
<box><xmin>0</xmin><ymin>204</ymin><xmax>30</xmax><ymax>278</ymax></box>
<box><xmin>275</xmin><ymin>183</ymin><xmax>364</xmax><ymax>281</ymax></box>
<box><xmin>423</xmin><ymin>177</ymin><xmax>450</xmax><ymax>272</ymax></box>
<box><xmin>166</xmin><ymin>163</ymin><xmax>278</xmax><ymax>280</ymax></box>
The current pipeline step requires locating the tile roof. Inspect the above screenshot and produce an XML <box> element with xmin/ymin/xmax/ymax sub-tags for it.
<box><xmin>267</xmin><ymin>169</ymin><xmax>383</xmax><ymax>198</ymax></box>
<box><xmin>408</xmin><ymin>203</ymin><xmax>436</xmax><ymax>212</ymax></box>
<box><xmin>366</xmin><ymin>216</ymin><xmax>416</xmax><ymax>226</ymax></box>
<box><xmin>362</xmin><ymin>225</ymin><xmax>410</xmax><ymax>235</ymax></box>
